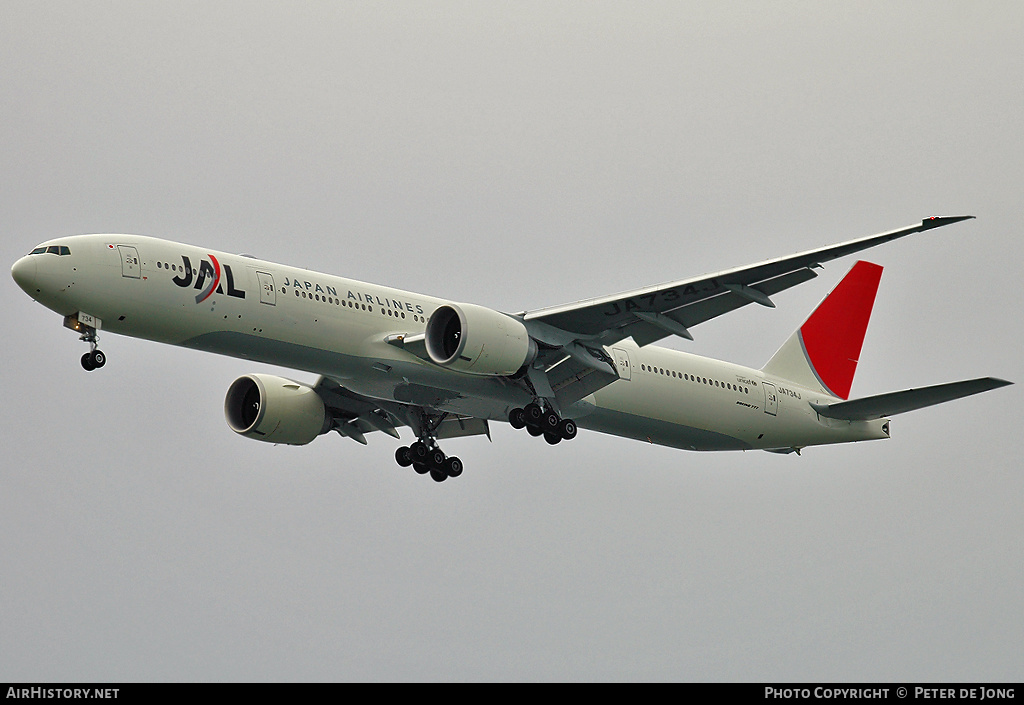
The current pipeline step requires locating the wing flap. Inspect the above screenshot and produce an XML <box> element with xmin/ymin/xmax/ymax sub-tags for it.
<box><xmin>809</xmin><ymin>377</ymin><xmax>1012</xmax><ymax>420</ymax></box>
<box><xmin>435</xmin><ymin>415</ymin><xmax>491</xmax><ymax>440</ymax></box>
<box><xmin>603</xmin><ymin>267</ymin><xmax>820</xmax><ymax>348</ymax></box>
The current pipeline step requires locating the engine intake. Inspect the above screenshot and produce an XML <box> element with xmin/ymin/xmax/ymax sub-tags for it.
<box><xmin>425</xmin><ymin>303</ymin><xmax>535</xmax><ymax>376</ymax></box>
<box><xmin>224</xmin><ymin>374</ymin><xmax>328</xmax><ymax>445</ymax></box>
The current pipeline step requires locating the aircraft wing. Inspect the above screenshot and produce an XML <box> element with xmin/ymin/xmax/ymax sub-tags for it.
<box><xmin>521</xmin><ymin>216</ymin><xmax>973</xmax><ymax>348</ymax></box>
<box><xmin>516</xmin><ymin>216</ymin><xmax>974</xmax><ymax>409</ymax></box>
<box><xmin>314</xmin><ymin>376</ymin><xmax>490</xmax><ymax>444</ymax></box>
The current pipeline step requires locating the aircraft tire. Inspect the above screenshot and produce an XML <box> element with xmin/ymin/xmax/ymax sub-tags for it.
<box><xmin>508</xmin><ymin>407</ymin><xmax>526</xmax><ymax>429</ymax></box>
<box><xmin>444</xmin><ymin>456</ymin><xmax>463</xmax><ymax>477</ymax></box>
<box><xmin>410</xmin><ymin>441</ymin><xmax>429</xmax><ymax>462</ymax></box>
<box><xmin>524</xmin><ymin>403</ymin><xmax>543</xmax><ymax>426</ymax></box>
<box><xmin>81</xmin><ymin>353</ymin><xmax>96</xmax><ymax>371</ymax></box>
<box><xmin>558</xmin><ymin>418</ymin><xmax>577</xmax><ymax>440</ymax></box>
<box><xmin>412</xmin><ymin>462</ymin><xmax>430</xmax><ymax>475</ymax></box>
<box><xmin>429</xmin><ymin>467</ymin><xmax>448</xmax><ymax>482</ymax></box>
<box><xmin>542</xmin><ymin>411</ymin><xmax>560</xmax><ymax>433</ymax></box>
<box><xmin>544</xmin><ymin>432</ymin><xmax>561</xmax><ymax>445</ymax></box>
<box><xmin>395</xmin><ymin>446</ymin><xmax>413</xmax><ymax>467</ymax></box>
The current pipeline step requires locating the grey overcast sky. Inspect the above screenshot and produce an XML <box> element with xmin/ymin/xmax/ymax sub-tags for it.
<box><xmin>2</xmin><ymin>2</ymin><xmax>1022</xmax><ymax>682</ymax></box>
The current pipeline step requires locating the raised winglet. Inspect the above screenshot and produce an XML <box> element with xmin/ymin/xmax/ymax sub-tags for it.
<box><xmin>919</xmin><ymin>215</ymin><xmax>975</xmax><ymax>231</ymax></box>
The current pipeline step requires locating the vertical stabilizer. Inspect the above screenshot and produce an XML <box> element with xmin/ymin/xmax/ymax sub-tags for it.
<box><xmin>761</xmin><ymin>261</ymin><xmax>882</xmax><ymax>400</ymax></box>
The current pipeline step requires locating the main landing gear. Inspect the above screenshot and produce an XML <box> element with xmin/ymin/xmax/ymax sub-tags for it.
<box><xmin>79</xmin><ymin>330</ymin><xmax>106</xmax><ymax>371</ymax></box>
<box><xmin>394</xmin><ymin>440</ymin><xmax>464</xmax><ymax>483</ymax></box>
<box><xmin>508</xmin><ymin>403</ymin><xmax>577</xmax><ymax>445</ymax></box>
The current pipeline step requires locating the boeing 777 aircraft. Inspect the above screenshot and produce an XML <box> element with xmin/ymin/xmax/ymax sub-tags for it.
<box><xmin>11</xmin><ymin>216</ymin><xmax>1011</xmax><ymax>481</ymax></box>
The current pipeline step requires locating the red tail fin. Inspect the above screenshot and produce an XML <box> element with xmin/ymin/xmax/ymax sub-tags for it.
<box><xmin>799</xmin><ymin>261</ymin><xmax>882</xmax><ymax>399</ymax></box>
<box><xmin>762</xmin><ymin>261</ymin><xmax>882</xmax><ymax>399</ymax></box>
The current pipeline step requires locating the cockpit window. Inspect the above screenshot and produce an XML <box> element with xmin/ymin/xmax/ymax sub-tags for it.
<box><xmin>30</xmin><ymin>245</ymin><xmax>71</xmax><ymax>255</ymax></box>
<box><xmin>59</xmin><ymin>246</ymin><xmax>70</xmax><ymax>255</ymax></box>
<box><xmin>47</xmin><ymin>246</ymin><xmax>61</xmax><ymax>254</ymax></box>
<box><xmin>30</xmin><ymin>247</ymin><xmax>46</xmax><ymax>254</ymax></box>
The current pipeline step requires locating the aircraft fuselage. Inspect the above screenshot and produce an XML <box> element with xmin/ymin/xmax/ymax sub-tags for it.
<box><xmin>12</xmin><ymin>233</ymin><xmax>890</xmax><ymax>454</ymax></box>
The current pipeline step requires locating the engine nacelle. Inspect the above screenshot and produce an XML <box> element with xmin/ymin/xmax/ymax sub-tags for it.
<box><xmin>224</xmin><ymin>374</ymin><xmax>328</xmax><ymax>445</ymax></box>
<box><xmin>425</xmin><ymin>302</ymin><xmax>536</xmax><ymax>376</ymax></box>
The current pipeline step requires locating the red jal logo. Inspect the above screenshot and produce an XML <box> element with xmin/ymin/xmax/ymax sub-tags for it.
<box><xmin>171</xmin><ymin>254</ymin><xmax>246</xmax><ymax>303</ymax></box>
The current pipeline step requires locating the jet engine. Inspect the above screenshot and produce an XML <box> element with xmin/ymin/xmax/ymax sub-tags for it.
<box><xmin>425</xmin><ymin>303</ymin><xmax>536</xmax><ymax>376</ymax></box>
<box><xmin>224</xmin><ymin>374</ymin><xmax>328</xmax><ymax>445</ymax></box>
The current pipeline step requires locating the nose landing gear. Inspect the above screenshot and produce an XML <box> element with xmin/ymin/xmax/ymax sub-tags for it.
<box><xmin>64</xmin><ymin>314</ymin><xmax>107</xmax><ymax>371</ymax></box>
<box><xmin>79</xmin><ymin>330</ymin><xmax>106</xmax><ymax>371</ymax></box>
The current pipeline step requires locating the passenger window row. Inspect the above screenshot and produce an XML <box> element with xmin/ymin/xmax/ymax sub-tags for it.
<box><xmin>156</xmin><ymin>261</ymin><xmax>195</xmax><ymax>274</ymax></box>
<box><xmin>640</xmin><ymin>363</ymin><xmax>749</xmax><ymax>395</ymax></box>
<box><xmin>288</xmin><ymin>288</ymin><xmax>426</xmax><ymax>323</ymax></box>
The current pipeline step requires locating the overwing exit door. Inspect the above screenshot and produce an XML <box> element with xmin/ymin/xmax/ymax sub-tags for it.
<box><xmin>612</xmin><ymin>347</ymin><xmax>632</xmax><ymax>380</ymax></box>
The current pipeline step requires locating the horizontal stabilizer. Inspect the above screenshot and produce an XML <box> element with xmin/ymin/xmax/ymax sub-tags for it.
<box><xmin>810</xmin><ymin>377</ymin><xmax>1012</xmax><ymax>420</ymax></box>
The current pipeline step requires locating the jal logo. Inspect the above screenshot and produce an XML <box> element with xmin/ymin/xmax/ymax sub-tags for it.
<box><xmin>171</xmin><ymin>254</ymin><xmax>246</xmax><ymax>303</ymax></box>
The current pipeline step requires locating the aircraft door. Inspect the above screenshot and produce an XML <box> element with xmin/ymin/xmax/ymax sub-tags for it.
<box><xmin>256</xmin><ymin>271</ymin><xmax>276</xmax><ymax>305</ymax></box>
<box><xmin>117</xmin><ymin>245</ymin><xmax>141</xmax><ymax>278</ymax></box>
<box><xmin>762</xmin><ymin>382</ymin><xmax>779</xmax><ymax>416</ymax></box>
<box><xmin>612</xmin><ymin>347</ymin><xmax>632</xmax><ymax>380</ymax></box>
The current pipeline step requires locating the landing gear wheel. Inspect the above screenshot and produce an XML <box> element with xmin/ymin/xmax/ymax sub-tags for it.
<box><xmin>509</xmin><ymin>407</ymin><xmax>526</xmax><ymax>429</ymax></box>
<box><xmin>443</xmin><ymin>456</ymin><xmax>463</xmax><ymax>478</ymax></box>
<box><xmin>412</xmin><ymin>462</ymin><xmax>430</xmax><ymax>475</ymax></box>
<box><xmin>542</xmin><ymin>411</ymin><xmax>560</xmax><ymax>433</ymax></box>
<box><xmin>429</xmin><ymin>467</ymin><xmax>448</xmax><ymax>482</ymax></box>
<box><xmin>410</xmin><ymin>441</ymin><xmax>429</xmax><ymax>463</ymax></box>
<box><xmin>523</xmin><ymin>403</ymin><xmax>543</xmax><ymax>426</ymax></box>
<box><xmin>558</xmin><ymin>418</ymin><xmax>577</xmax><ymax>441</ymax></box>
<box><xmin>395</xmin><ymin>446</ymin><xmax>413</xmax><ymax>467</ymax></box>
<box><xmin>514</xmin><ymin>401</ymin><xmax>577</xmax><ymax>444</ymax></box>
<box><xmin>428</xmin><ymin>448</ymin><xmax>446</xmax><ymax>469</ymax></box>
<box><xmin>80</xmin><ymin>350</ymin><xmax>106</xmax><ymax>371</ymax></box>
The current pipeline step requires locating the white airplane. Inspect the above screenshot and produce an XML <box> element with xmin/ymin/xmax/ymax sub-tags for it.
<box><xmin>11</xmin><ymin>216</ymin><xmax>1011</xmax><ymax>481</ymax></box>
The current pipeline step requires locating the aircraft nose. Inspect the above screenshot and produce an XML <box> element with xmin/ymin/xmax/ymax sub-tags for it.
<box><xmin>11</xmin><ymin>255</ymin><xmax>38</xmax><ymax>294</ymax></box>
